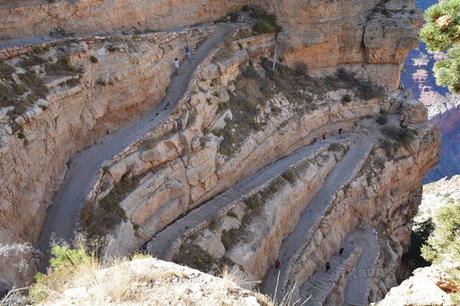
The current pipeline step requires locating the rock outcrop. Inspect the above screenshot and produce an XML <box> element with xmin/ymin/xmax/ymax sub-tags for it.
<box><xmin>375</xmin><ymin>265</ymin><xmax>457</xmax><ymax>306</ymax></box>
<box><xmin>0</xmin><ymin>27</ymin><xmax>210</xmax><ymax>289</ymax></box>
<box><xmin>38</xmin><ymin>257</ymin><xmax>271</xmax><ymax>306</ymax></box>
<box><xmin>0</xmin><ymin>0</ymin><xmax>244</xmax><ymax>40</ymax></box>
<box><xmin>1</xmin><ymin>0</ymin><xmax>421</xmax><ymax>91</ymax></box>
<box><xmin>0</xmin><ymin>0</ymin><xmax>442</xmax><ymax>304</ymax></box>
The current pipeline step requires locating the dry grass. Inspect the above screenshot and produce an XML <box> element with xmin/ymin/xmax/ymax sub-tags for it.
<box><xmin>34</xmin><ymin>253</ymin><xmax>276</xmax><ymax>306</ymax></box>
<box><xmin>28</xmin><ymin>240</ymin><xmax>309</xmax><ymax>306</ymax></box>
<box><xmin>29</xmin><ymin>237</ymin><xmax>100</xmax><ymax>304</ymax></box>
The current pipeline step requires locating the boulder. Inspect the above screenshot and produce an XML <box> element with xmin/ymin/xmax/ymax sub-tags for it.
<box><xmin>209</xmin><ymin>109</ymin><xmax>233</xmax><ymax>131</ymax></box>
<box><xmin>194</xmin><ymin>229</ymin><xmax>225</xmax><ymax>259</ymax></box>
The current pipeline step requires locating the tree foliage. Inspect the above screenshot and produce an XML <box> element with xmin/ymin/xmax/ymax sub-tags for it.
<box><xmin>421</xmin><ymin>201</ymin><xmax>460</xmax><ymax>303</ymax></box>
<box><xmin>420</xmin><ymin>0</ymin><xmax>460</xmax><ymax>92</ymax></box>
<box><xmin>422</xmin><ymin>201</ymin><xmax>460</xmax><ymax>263</ymax></box>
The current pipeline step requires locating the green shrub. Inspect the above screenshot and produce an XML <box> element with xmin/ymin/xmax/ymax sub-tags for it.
<box><xmin>421</xmin><ymin>200</ymin><xmax>460</xmax><ymax>303</ymax></box>
<box><xmin>221</xmin><ymin>229</ymin><xmax>241</xmax><ymax>250</ymax></box>
<box><xmin>433</xmin><ymin>44</ymin><xmax>460</xmax><ymax>92</ymax></box>
<box><xmin>19</xmin><ymin>71</ymin><xmax>49</xmax><ymax>98</ymax></box>
<box><xmin>382</xmin><ymin>126</ymin><xmax>416</xmax><ymax>146</ymax></box>
<box><xmin>293</xmin><ymin>62</ymin><xmax>309</xmax><ymax>76</ymax></box>
<box><xmin>29</xmin><ymin>243</ymin><xmax>95</xmax><ymax>303</ymax></box>
<box><xmin>107</xmin><ymin>44</ymin><xmax>118</xmax><ymax>53</ymax></box>
<box><xmin>376</xmin><ymin>114</ymin><xmax>388</xmax><ymax>125</ymax></box>
<box><xmin>82</xmin><ymin>173</ymin><xmax>144</xmax><ymax>239</ymax></box>
<box><xmin>328</xmin><ymin>143</ymin><xmax>344</xmax><ymax>153</ymax></box>
<box><xmin>335</xmin><ymin>68</ymin><xmax>384</xmax><ymax>99</ymax></box>
<box><xmin>282</xmin><ymin>168</ymin><xmax>297</xmax><ymax>184</ymax></box>
<box><xmin>422</xmin><ymin>201</ymin><xmax>460</xmax><ymax>263</ymax></box>
<box><xmin>254</xmin><ymin>19</ymin><xmax>276</xmax><ymax>33</ymax></box>
<box><xmin>19</xmin><ymin>55</ymin><xmax>45</xmax><ymax>69</ymax></box>
<box><xmin>341</xmin><ymin>94</ymin><xmax>352</xmax><ymax>104</ymax></box>
<box><xmin>229</xmin><ymin>11</ymin><xmax>240</xmax><ymax>22</ymax></box>
<box><xmin>0</xmin><ymin>60</ymin><xmax>15</xmax><ymax>79</ymax></box>
<box><xmin>173</xmin><ymin>243</ymin><xmax>215</xmax><ymax>271</ymax></box>
<box><xmin>45</xmin><ymin>57</ymin><xmax>81</xmax><ymax>76</ymax></box>
<box><xmin>32</xmin><ymin>45</ymin><xmax>49</xmax><ymax>54</ymax></box>
<box><xmin>90</xmin><ymin>56</ymin><xmax>98</xmax><ymax>64</ymax></box>
<box><xmin>241</xmin><ymin>4</ymin><xmax>251</xmax><ymax>12</ymax></box>
<box><xmin>420</xmin><ymin>0</ymin><xmax>460</xmax><ymax>93</ymax></box>
<box><xmin>245</xmin><ymin>194</ymin><xmax>263</xmax><ymax>211</ymax></box>
<box><xmin>251</xmin><ymin>7</ymin><xmax>282</xmax><ymax>34</ymax></box>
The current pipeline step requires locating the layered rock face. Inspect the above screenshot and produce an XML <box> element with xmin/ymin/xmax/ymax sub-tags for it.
<box><xmin>82</xmin><ymin>23</ymin><xmax>439</xmax><ymax>305</ymax></box>
<box><xmin>0</xmin><ymin>0</ymin><xmax>244</xmax><ymax>40</ymax></box>
<box><xmin>0</xmin><ymin>28</ymin><xmax>209</xmax><ymax>287</ymax></box>
<box><xmin>0</xmin><ymin>0</ymin><xmax>441</xmax><ymax>303</ymax></box>
<box><xmin>84</xmin><ymin>30</ymin><xmax>385</xmax><ymax>257</ymax></box>
<box><xmin>1</xmin><ymin>0</ymin><xmax>420</xmax><ymax>90</ymax></box>
<box><xmin>261</xmin><ymin>0</ymin><xmax>422</xmax><ymax>90</ymax></box>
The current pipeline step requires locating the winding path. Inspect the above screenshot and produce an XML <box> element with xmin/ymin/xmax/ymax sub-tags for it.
<box><xmin>299</xmin><ymin>237</ymin><xmax>361</xmax><ymax>306</ymax></box>
<box><xmin>343</xmin><ymin>228</ymin><xmax>379</xmax><ymax>306</ymax></box>
<box><xmin>260</xmin><ymin>138</ymin><xmax>374</xmax><ymax>300</ymax></box>
<box><xmin>147</xmin><ymin>137</ymin><xmax>347</xmax><ymax>260</ymax></box>
<box><xmin>36</xmin><ymin>23</ymin><xmax>235</xmax><ymax>270</ymax></box>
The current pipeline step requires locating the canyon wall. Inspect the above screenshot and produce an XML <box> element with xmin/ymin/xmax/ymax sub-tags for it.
<box><xmin>0</xmin><ymin>28</ymin><xmax>209</xmax><ymax>250</ymax></box>
<box><xmin>260</xmin><ymin>0</ymin><xmax>422</xmax><ymax>90</ymax></box>
<box><xmin>84</xmin><ymin>31</ymin><xmax>385</xmax><ymax>257</ymax></box>
<box><xmin>0</xmin><ymin>0</ymin><xmax>441</xmax><ymax>302</ymax></box>
<box><xmin>1</xmin><ymin>0</ymin><xmax>420</xmax><ymax>91</ymax></box>
<box><xmin>0</xmin><ymin>0</ymin><xmax>245</xmax><ymax>40</ymax></box>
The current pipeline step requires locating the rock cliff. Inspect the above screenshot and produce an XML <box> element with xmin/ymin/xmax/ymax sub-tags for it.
<box><xmin>0</xmin><ymin>0</ymin><xmax>442</xmax><ymax>304</ymax></box>
<box><xmin>0</xmin><ymin>27</ymin><xmax>210</xmax><ymax>288</ymax></box>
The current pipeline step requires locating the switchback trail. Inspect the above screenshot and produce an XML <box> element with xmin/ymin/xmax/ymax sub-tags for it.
<box><xmin>343</xmin><ymin>228</ymin><xmax>379</xmax><ymax>306</ymax></box>
<box><xmin>146</xmin><ymin>137</ymin><xmax>348</xmax><ymax>260</ymax></box>
<box><xmin>260</xmin><ymin>138</ymin><xmax>374</xmax><ymax>300</ymax></box>
<box><xmin>36</xmin><ymin>23</ymin><xmax>235</xmax><ymax>270</ymax></box>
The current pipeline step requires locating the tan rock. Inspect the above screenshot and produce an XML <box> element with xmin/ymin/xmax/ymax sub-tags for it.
<box><xmin>401</xmin><ymin>99</ymin><xmax>428</xmax><ymax>126</ymax></box>
<box><xmin>140</xmin><ymin>134</ymin><xmax>182</xmax><ymax>165</ymax></box>
<box><xmin>218</xmin><ymin>216</ymin><xmax>241</xmax><ymax>232</ymax></box>
<box><xmin>194</xmin><ymin>229</ymin><xmax>226</xmax><ymax>259</ymax></box>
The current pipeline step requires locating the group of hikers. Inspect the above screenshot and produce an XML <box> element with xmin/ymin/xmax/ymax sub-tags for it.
<box><xmin>273</xmin><ymin>247</ymin><xmax>345</xmax><ymax>274</ymax></box>
<box><xmin>312</xmin><ymin>128</ymin><xmax>344</xmax><ymax>144</ymax></box>
<box><xmin>173</xmin><ymin>45</ymin><xmax>191</xmax><ymax>75</ymax></box>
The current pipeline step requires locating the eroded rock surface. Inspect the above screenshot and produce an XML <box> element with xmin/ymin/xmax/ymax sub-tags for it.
<box><xmin>0</xmin><ymin>1</ymin><xmax>442</xmax><ymax>304</ymax></box>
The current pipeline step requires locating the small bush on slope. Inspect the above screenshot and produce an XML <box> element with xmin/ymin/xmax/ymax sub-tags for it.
<box><xmin>250</xmin><ymin>7</ymin><xmax>282</xmax><ymax>34</ymax></box>
<box><xmin>29</xmin><ymin>241</ymin><xmax>96</xmax><ymax>303</ymax></box>
<box><xmin>422</xmin><ymin>201</ymin><xmax>460</xmax><ymax>303</ymax></box>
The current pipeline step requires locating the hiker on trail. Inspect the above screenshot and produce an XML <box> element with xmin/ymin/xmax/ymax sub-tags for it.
<box><xmin>275</xmin><ymin>259</ymin><xmax>281</xmax><ymax>270</ymax></box>
<box><xmin>339</xmin><ymin>247</ymin><xmax>344</xmax><ymax>256</ymax></box>
<box><xmin>322</xmin><ymin>134</ymin><xmax>326</xmax><ymax>141</ymax></box>
<box><xmin>338</xmin><ymin>128</ymin><xmax>343</xmax><ymax>139</ymax></box>
<box><xmin>325</xmin><ymin>262</ymin><xmax>331</xmax><ymax>272</ymax></box>
<box><xmin>185</xmin><ymin>45</ymin><xmax>191</xmax><ymax>62</ymax></box>
<box><xmin>174</xmin><ymin>58</ymin><xmax>180</xmax><ymax>74</ymax></box>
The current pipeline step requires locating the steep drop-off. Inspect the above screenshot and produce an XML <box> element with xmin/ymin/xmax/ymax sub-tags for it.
<box><xmin>0</xmin><ymin>1</ymin><xmax>442</xmax><ymax>304</ymax></box>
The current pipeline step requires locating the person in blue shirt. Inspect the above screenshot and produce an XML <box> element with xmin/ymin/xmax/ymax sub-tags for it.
<box><xmin>185</xmin><ymin>45</ymin><xmax>191</xmax><ymax>62</ymax></box>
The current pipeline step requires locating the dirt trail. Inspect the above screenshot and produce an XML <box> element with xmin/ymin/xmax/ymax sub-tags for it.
<box><xmin>147</xmin><ymin>137</ymin><xmax>348</xmax><ymax>260</ymax></box>
<box><xmin>343</xmin><ymin>228</ymin><xmax>379</xmax><ymax>306</ymax></box>
<box><xmin>36</xmin><ymin>23</ymin><xmax>235</xmax><ymax>270</ymax></box>
<box><xmin>260</xmin><ymin>138</ymin><xmax>374</xmax><ymax>300</ymax></box>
